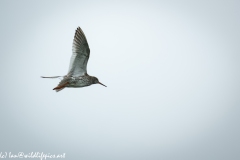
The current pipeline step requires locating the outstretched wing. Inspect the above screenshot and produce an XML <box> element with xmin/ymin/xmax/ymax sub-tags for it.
<box><xmin>68</xmin><ymin>27</ymin><xmax>90</xmax><ymax>76</ymax></box>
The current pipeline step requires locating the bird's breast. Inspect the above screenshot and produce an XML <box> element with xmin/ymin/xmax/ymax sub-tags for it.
<box><xmin>67</xmin><ymin>76</ymin><xmax>91</xmax><ymax>88</ymax></box>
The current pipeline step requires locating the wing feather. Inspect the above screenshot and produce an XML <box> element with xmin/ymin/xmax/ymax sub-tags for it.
<box><xmin>68</xmin><ymin>27</ymin><xmax>90</xmax><ymax>76</ymax></box>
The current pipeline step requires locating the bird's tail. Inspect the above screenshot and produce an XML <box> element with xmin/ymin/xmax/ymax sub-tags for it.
<box><xmin>53</xmin><ymin>82</ymin><xmax>69</xmax><ymax>92</ymax></box>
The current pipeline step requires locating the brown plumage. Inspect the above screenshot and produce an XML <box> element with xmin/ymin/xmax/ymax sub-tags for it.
<box><xmin>42</xmin><ymin>27</ymin><xmax>106</xmax><ymax>92</ymax></box>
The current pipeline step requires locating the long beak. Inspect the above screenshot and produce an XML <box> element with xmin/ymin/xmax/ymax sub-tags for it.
<box><xmin>98</xmin><ymin>82</ymin><xmax>107</xmax><ymax>87</ymax></box>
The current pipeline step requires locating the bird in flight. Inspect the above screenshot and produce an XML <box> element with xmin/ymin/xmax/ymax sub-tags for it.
<box><xmin>42</xmin><ymin>27</ymin><xmax>106</xmax><ymax>92</ymax></box>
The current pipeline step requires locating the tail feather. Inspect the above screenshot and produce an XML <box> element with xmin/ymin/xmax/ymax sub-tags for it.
<box><xmin>53</xmin><ymin>82</ymin><xmax>69</xmax><ymax>92</ymax></box>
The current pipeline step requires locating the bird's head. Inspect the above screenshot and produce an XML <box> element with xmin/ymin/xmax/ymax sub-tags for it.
<box><xmin>92</xmin><ymin>77</ymin><xmax>107</xmax><ymax>87</ymax></box>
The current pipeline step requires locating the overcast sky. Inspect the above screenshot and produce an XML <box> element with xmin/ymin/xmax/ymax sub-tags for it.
<box><xmin>0</xmin><ymin>0</ymin><xmax>239</xmax><ymax>160</ymax></box>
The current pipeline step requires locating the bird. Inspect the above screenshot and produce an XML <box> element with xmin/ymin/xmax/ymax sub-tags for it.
<box><xmin>41</xmin><ymin>26</ymin><xmax>106</xmax><ymax>92</ymax></box>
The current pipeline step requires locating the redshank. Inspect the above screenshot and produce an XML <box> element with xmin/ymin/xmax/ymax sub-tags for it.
<box><xmin>42</xmin><ymin>27</ymin><xmax>106</xmax><ymax>92</ymax></box>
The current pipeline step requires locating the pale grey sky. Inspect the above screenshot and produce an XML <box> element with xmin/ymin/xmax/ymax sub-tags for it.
<box><xmin>0</xmin><ymin>0</ymin><xmax>239</xmax><ymax>160</ymax></box>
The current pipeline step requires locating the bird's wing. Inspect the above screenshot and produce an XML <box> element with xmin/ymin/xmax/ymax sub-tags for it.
<box><xmin>68</xmin><ymin>27</ymin><xmax>90</xmax><ymax>76</ymax></box>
